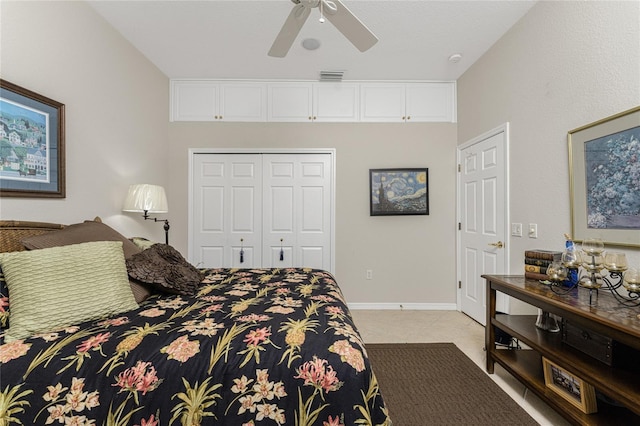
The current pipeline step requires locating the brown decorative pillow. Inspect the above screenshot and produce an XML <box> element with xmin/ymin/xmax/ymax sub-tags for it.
<box><xmin>22</xmin><ymin>220</ymin><xmax>141</xmax><ymax>259</ymax></box>
<box><xmin>21</xmin><ymin>220</ymin><xmax>151</xmax><ymax>303</ymax></box>
<box><xmin>126</xmin><ymin>244</ymin><xmax>203</xmax><ymax>296</ymax></box>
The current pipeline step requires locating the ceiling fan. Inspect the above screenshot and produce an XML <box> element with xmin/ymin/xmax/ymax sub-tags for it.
<box><xmin>268</xmin><ymin>0</ymin><xmax>378</xmax><ymax>58</ymax></box>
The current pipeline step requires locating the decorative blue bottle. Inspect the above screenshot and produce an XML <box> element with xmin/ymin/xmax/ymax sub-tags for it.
<box><xmin>565</xmin><ymin>236</ymin><xmax>579</xmax><ymax>287</ymax></box>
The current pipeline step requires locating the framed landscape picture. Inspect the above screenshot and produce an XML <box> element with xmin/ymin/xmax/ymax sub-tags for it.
<box><xmin>568</xmin><ymin>106</ymin><xmax>640</xmax><ymax>247</ymax></box>
<box><xmin>0</xmin><ymin>79</ymin><xmax>65</xmax><ymax>198</ymax></box>
<box><xmin>370</xmin><ymin>168</ymin><xmax>429</xmax><ymax>216</ymax></box>
<box><xmin>542</xmin><ymin>357</ymin><xmax>597</xmax><ymax>414</ymax></box>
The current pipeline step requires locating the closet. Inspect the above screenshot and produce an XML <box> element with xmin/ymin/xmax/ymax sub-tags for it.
<box><xmin>190</xmin><ymin>151</ymin><xmax>334</xmax><ymax>273</ymax></box>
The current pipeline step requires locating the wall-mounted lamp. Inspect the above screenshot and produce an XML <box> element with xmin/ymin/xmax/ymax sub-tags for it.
<box><xmin>122</xmin><ymin>184</ymin><xmax>170</xmax><ymax>244</ymax></box>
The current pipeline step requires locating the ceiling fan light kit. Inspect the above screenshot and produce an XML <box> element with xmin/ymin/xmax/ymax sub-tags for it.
<box><xmin>268</xmin><ymin>0</ymin><xmax>378</xmax><ymax>58</ymax></box>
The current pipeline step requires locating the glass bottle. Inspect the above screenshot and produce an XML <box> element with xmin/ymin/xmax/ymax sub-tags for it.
<box><xmin>564</xmin><ymin>234</ymin><xmax>579</xmax><ymax>287</ymax></box>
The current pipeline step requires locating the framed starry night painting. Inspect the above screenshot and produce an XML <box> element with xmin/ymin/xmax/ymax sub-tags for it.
<box><xmin>370</xmin><ymin>168</ymin><xmax>429</xmax><ymax>216</ymax></box>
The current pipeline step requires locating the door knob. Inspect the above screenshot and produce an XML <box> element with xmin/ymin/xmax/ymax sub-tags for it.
<box><xmin>489</xmin><ymin>241</ymin><xmax>504</xmax><ymax>248</ymax></box>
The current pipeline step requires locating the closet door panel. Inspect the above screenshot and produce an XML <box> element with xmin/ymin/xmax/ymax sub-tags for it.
<box><xmin>192</xmin><ymin>154</ymin><xmax>262</xmax><ymax>268</ymax></box>
<box><xmin>263</xmin><ymin>154</ymin><xmax>331</xmax><ymax>270</ymax></box>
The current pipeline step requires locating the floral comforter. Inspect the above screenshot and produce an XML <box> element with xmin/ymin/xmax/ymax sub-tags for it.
<box><xmin>0</xmin><ymin>268</ymin><xmax>390</xmax><ymax>426</ymax></box>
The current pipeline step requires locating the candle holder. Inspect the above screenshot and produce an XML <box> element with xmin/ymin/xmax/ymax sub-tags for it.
<box><xmin>571</xmin><ymin>239</ymin><xmax>640</xmax><ymax>306</ymax></box>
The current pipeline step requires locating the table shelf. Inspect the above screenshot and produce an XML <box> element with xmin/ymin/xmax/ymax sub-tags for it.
<box><xmin>484</xmin><ymin>275</ymin><xmax>640</xmax><ymax>425</ymax></box>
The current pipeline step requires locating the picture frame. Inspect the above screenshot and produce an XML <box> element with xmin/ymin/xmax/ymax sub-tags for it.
<box><xmin>370</xmin><ymin>168</ymin><xmax>429</xmax><ymax>216</ymax></box>
<box><xmin>568</xmin><ymin>106</ymin><xmax>640</xmax><ymax>247</ymax></box>
<box><xmin>0</xmin><ymin>79</ymin><xmax>65</xmax><ymax>198</ymax></box>
<box><xmin>542</xmin><ymin>357</ymin><xmax>597</xmax><ymax>414</ymax></box>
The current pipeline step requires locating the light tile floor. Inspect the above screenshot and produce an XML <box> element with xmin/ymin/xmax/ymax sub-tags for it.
<box><xmin>350</xmin><ymin>310</ymin><xmax>570</xmax><ymax>426</ymax></box>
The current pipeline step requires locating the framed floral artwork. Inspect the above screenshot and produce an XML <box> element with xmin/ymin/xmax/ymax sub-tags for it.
<box><xmin>568</xmin><ymin>106</ymin><xmax>640</xmax><ymax>247</ymax></box>
<box><xmin>369</xmin><ymin>168</ymin><xmax>429</xmax><ymax>216</ymax></box>
<box><xmin>0</xmin><ymin>79</ymin><xmax>65</xmax><ymax>198</ymax></box>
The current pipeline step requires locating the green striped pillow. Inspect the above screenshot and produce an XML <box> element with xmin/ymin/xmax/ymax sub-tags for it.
<box><xmin>0</xmin><ymin>240</ymin><xmax>138</xmax><ymax>342</ymax></box>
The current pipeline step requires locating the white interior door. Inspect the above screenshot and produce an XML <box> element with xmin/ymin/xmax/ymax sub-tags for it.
<box><xmin>262</xmin><ymin>154</ymin><xmax>332</xmax><ymax>270</ymax></box>
<box><xmin>458</xmin><ymin>125</ymin><xmax>509</xmax><ymax>325</ymax></box>
<box><xmin>191</xmin><ymin>154</ymin><xmax>262</xmax><ymax>268</ymax></box>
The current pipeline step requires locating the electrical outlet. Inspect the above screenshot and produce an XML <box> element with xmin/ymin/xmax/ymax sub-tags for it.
<box><xmin>366</xmin><ymin>269</ymin><xmax>373</xmax><ymax>280</ymax></box>
<box><xmin>511</xmin><ymin>223</ymin><xmax>523</xmax><ymax>237</ymax></box>
<box><xmin>528</xmin><ymin>223</ymin><xmax>538</xmax><ymax>238</ymax></box>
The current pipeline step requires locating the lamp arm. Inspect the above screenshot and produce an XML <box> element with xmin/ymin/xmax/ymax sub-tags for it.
<box><xmin>142</xmin><ymin>210</ymin><xmax>170</xmax><ymax>245</ymax></box>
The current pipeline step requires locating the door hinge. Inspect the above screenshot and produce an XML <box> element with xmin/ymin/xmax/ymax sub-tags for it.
<box><xmin>458</xmin><ymin>164</ymin><xmax>461</xmax><ymax>172</ymax></box>
<box><xmin>458</xmin><ymin>281</ymin><xmax>462</xmax><ymax>289</ymax></box>
<box><xmin>458</xmin><ymin>222</ymin><xmax>461</xmax><ymax>230</ymax></box>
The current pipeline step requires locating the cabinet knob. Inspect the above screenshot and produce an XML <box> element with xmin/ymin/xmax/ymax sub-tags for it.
<box><xmin>407</xmin><ymin>116</ymin><xmax>411</xmax><ymax>120</ymax></box>
<box><xmin>313</xmin><ymin>116</ymin><xmax>317</xmax><ymax>120</ymax></box>
<box><xmin>402</xmin><ymin>116</ymin><xmax>406</xmax><ymax>120</ymax></box>
<box><xmin>308</xmin><ymin>116</ymin><xmax>312</xmax><ymax>120</ymax></box>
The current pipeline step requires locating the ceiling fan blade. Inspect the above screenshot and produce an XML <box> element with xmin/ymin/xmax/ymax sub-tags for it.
<box><xmin>322</xmin><ymin>0</ymin><xmax>378</xmax><ymax>52</ymax></box>
<box><xmin>268</xmin><ymin>3</ymin><xmax>312</xmax><ymax>58</ymax></box>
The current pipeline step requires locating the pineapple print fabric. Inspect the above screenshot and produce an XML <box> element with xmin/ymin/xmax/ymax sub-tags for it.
<box><xmin>0</xmin><ymin>268</ymin><xmax>390</xmax><ymax>426</ymax></box>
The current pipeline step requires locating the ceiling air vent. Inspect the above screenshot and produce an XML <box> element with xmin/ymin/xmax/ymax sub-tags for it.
<box><xmin>319</xmin><ymin>71</ymin><xmax>344</xmax><ymax>82</ymax></box>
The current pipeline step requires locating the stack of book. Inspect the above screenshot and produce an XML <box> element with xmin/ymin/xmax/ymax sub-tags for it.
<box><xmin>524</xmin><ymin>249</ymin><xmax>562</xmax><ymax>280</ymax></box>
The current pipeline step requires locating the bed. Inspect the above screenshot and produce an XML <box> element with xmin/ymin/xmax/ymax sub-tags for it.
<box><xmin>0</xmin><ymin>220</ymin><xmax>390</xmax><ymax>426</ymax></box>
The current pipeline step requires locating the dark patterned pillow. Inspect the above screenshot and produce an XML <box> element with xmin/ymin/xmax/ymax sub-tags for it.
<box><xmin>0</xmin><ymin>268</ymin><xmax>9</xmax><ymax>331</ymax></box>
<box><xmin>126</xmin><ymin>244</ymin><xmax>203</xmax><ymax>296</ymax></box>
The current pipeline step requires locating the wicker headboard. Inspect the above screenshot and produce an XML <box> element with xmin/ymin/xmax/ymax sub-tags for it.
<box><xmin>0</xmin><ymin>220</ymin><xmax>66</xmax><ymax>253</ymax></box>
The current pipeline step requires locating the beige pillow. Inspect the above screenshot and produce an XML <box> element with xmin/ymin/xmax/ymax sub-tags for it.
<box><xmin>21</xmin><ymin>220</ymin><xmax>151</xmax><ymax>303</ymax></box>
<box><xmin>0</xmin><ymin>241</ymin><xmax>139</xmax><ymax>342</ymax></box>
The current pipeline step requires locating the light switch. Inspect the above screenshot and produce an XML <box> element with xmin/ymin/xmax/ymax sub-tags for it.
<box><xmin>528</xmin><ymin>223</ymin><xmax>538</xmax><ymax>238</ymax></box>
<box><xmin>511</xmin><ymin>223</ymin><xmax>523</xmax><ymax>237</ymax></box>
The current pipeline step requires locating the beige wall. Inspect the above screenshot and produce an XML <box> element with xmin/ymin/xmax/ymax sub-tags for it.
<box><xmin>0</xmin><ymin>1</ymin><xmax>169</xmax><ymax>242</ymax></box>
<box><xmin>167</xmin><ymin>122</ymin><xmax>458</xmax><ymax>305</ymax></box>
<box><xmin>458</xmin><ymin>0</ymin><xmax>640</xmax><ymax>279</ymax></box>
<box><xmin>3</xmin><ymin>0</ymin><xmax>637</xmax><ymax>307</ymax></box>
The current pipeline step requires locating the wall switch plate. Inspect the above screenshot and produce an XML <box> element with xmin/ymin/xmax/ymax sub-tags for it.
<box><xmin>366</xmin><ymin>269</ymin><xmax>373</xmax><ymax>280</ymax></box>
<box><xmin>511</xmin><ymin>223</ymin><xmax>523</xmax><ymax>237</ymax></box>
<box><xmin>528</xmin><ymin>223</ymin><xmax>538</xmax><ymax>238</ymax></box>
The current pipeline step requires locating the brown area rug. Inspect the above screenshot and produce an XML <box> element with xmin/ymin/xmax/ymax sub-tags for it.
<box><xmin>366</xmin><ymin>343</ymin><xmax>538</xmax><ymax>425</ymax></box>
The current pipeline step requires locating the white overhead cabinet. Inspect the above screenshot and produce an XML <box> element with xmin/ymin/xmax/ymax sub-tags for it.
<box><xmin>267</xmin><ymin>83</ymin><xmax>313</xmax><ymax>122</ymax></box>
<box><xmin>267</xmin><ymin>82</ymin><xmax>359</xmax><ymax>122</ymax></box>
<box><xmin>191</xmin><ymin>151</ymin><xmax>334</xmax><ymax>273</ymax></box>
<box><xmin>313</xmin><ymin>83</ymin><xmax>359</xmax><ymax>122</ymax></box>
<box><xmin>359</xmin><ymin>82</ymin><xmax>456</xmax><ymax>122</ymax></box>
<box><xmin>171</xmin><ymin>79</ymin><xmax>455</xmax><ymax>123</ymax></box>
<box><xmin>171</xmin><ymin>80</ymin><xmax>266</xmax><ymax>122</ymax></box>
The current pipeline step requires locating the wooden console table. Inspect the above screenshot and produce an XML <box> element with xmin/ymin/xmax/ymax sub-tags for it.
<box><xmin>483</xmin><ymin>274</ymin><xmax>640</xmax><ymax>425</ymax></box>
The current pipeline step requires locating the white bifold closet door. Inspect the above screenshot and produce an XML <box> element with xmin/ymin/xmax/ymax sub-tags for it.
<box><xmin>191</xmin><ymin>153</ymin><xmax>332</xmax><ymax>271</ymax></box>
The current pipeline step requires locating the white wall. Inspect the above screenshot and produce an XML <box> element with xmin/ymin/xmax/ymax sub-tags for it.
<box><xmin>0</xmin><ymin>1</ymin><xmax>169</xmax><ymax>242</ymax></box>
<box><xmin>457</xmin><ymin>0</ymin><xmax>640</xmax><ymax>279</ymax></box>
<box><xmin>167</xmin><ymin>122</ymin><xmax>458</xmax><ymax>305</ymax></box>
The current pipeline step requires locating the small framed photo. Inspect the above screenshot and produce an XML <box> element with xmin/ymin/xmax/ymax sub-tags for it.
<box><xmin>369</xmin><ymin>168</ymin><xmax>429</xmax><ymax>216</ymax></box>
<box><xmin>0</xmin><ymin>79</ymin><xmax>65</xmax><ymax>198</ymax></box>
<box><xmin>542</xmin><ymin>357</ymin><xmax>597</xmax><ymax>414</ymax></box>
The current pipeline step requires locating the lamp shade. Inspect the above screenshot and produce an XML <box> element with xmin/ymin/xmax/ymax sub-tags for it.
<box><xmin>122</xmin><ymin>184</ymin><xmax>168</xmax><ymax>213</ymax></box>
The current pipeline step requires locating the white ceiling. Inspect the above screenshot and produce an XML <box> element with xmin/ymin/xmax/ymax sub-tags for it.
<box><xmin>88</xmin><ymin>0</ymin><xmax>537</xmax><ymax>81</ymax></box>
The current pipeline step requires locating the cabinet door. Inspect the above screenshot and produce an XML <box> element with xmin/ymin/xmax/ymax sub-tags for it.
<box><xmin>359</xmin><ymin>83</ymin><xmax>405</xmax><ymax>122</ymax></box>
<box><xmin>191</xmin><ymin>154</ymin><xmax>262</xmax><ymax>268</ymax></box>
<box><xmin>262</xmin><ymin>154</ymin><xmax>332</xmax><ymax>270</ymax></box>
<box><xmin>219</xmin><ymin>83</ymin><xmax>267</xmax><ymax>122</ymax></box>
<box><xmin>405</xmin><ymin>82</ymin><xmax>456</xmax><ymax>122</ymax></box>
<box><xmin>171</xmin><ymin>80</ymin><xmax>219</xmax><ymax>121</ymax></box>
<box><xmin>313</xmin><ymin>83</ymin><xmax>359</xmax><ymax>122</ymax></box>
<box><xmin>267</xmin><ymin>83</ymin><xmax>313</xmax><ymax>122</ymax></box>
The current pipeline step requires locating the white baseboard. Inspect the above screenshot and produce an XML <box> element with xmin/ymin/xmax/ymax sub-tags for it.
<box><xmin>347</xmin><ymin>303</ymin><xmax>458</xmax><ymax>311</ymax></box>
